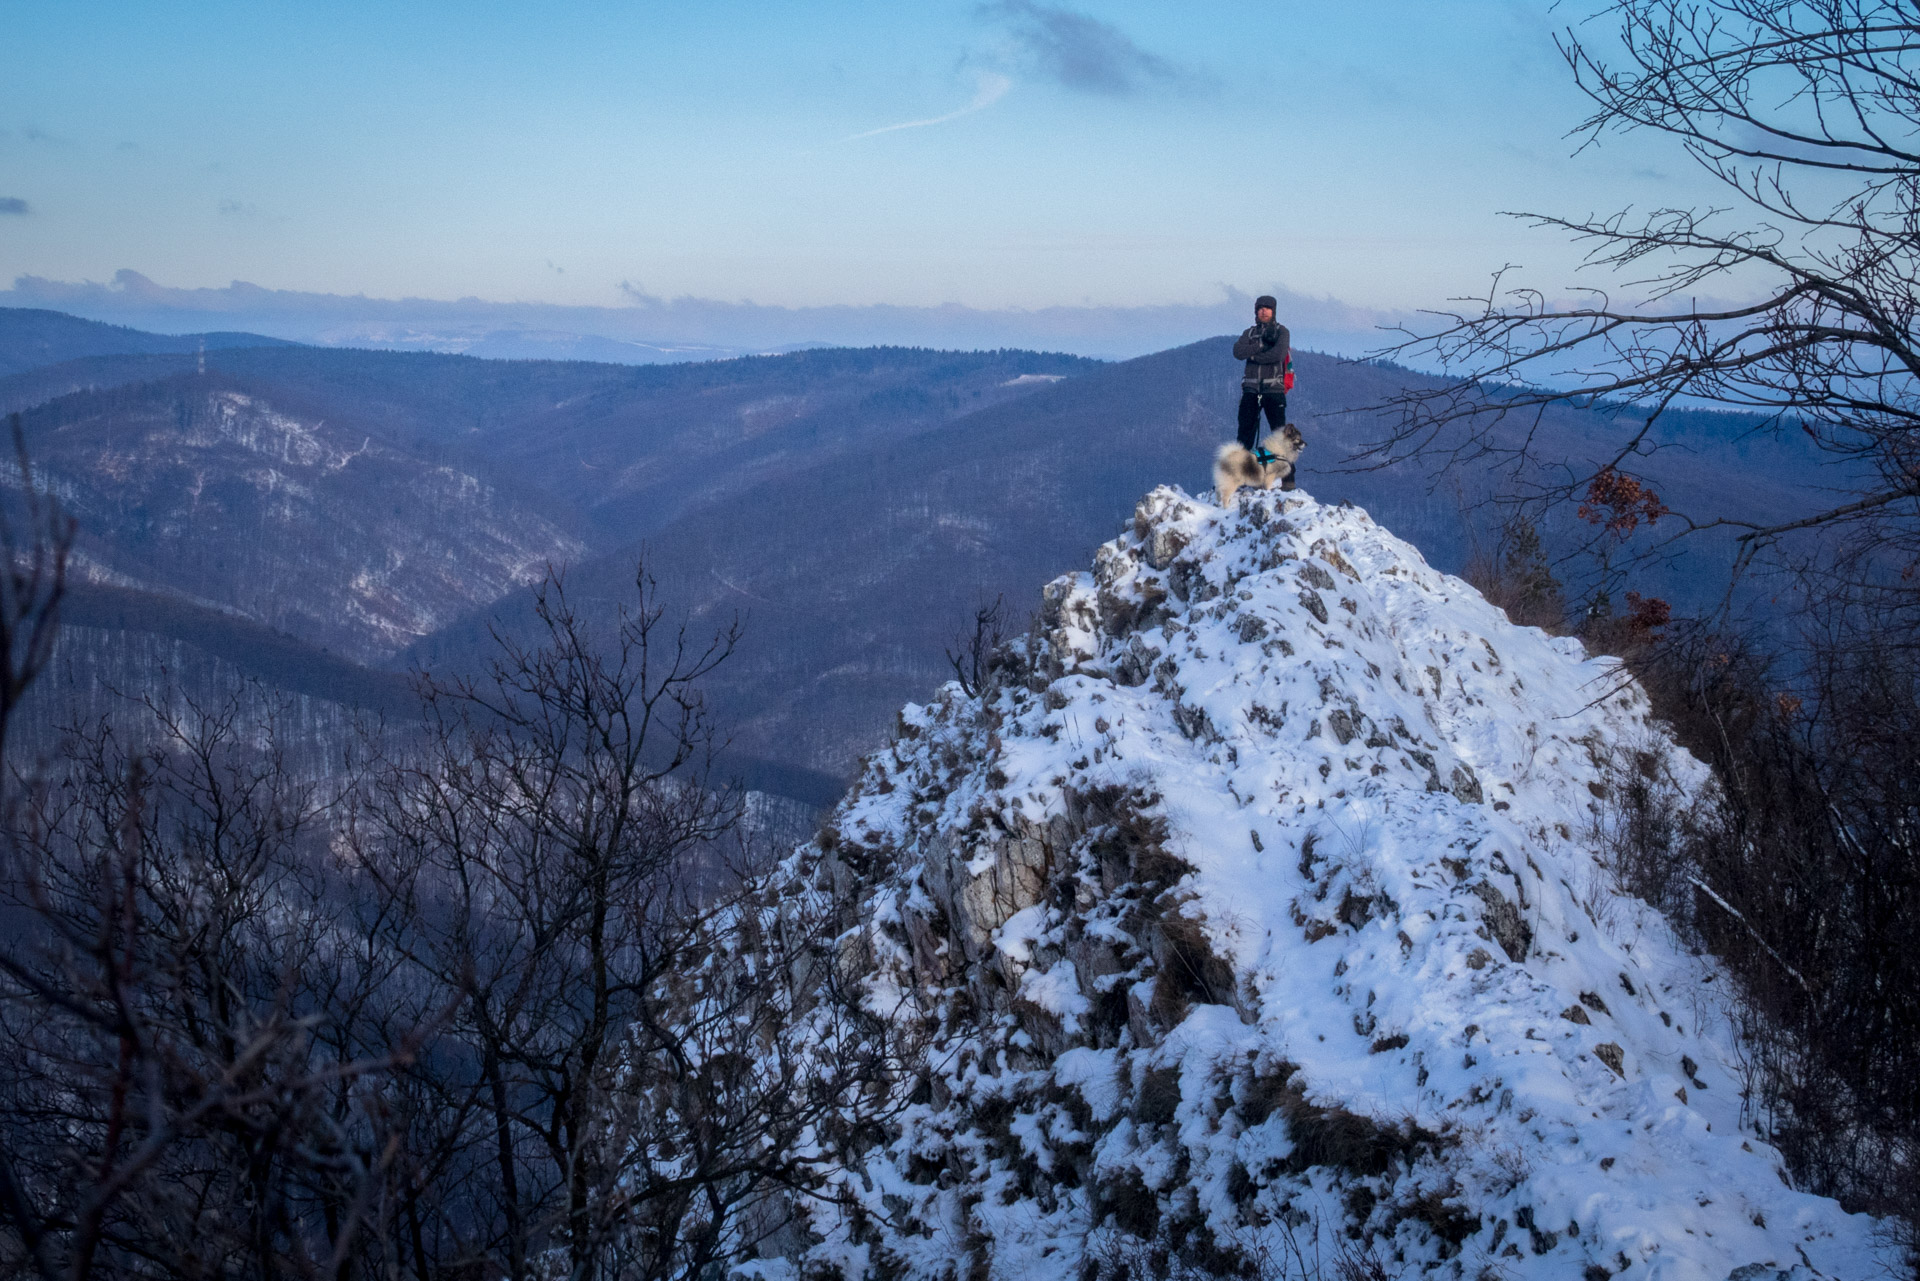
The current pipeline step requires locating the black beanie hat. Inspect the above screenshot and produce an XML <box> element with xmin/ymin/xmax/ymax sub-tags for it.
<box><xmin>1255</xmin><ymin>294</ymin><xmax>1277</xmax><ymax>313</ymax></box>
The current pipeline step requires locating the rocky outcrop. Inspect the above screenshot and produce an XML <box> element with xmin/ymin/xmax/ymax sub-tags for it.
<box><xmin>763</xmin><ymin>485</ymin><xmax>1891</xmax><ymax>1281</ymax></box>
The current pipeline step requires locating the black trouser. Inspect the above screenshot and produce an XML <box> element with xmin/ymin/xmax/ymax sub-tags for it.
<box><xmin>1237</xmin><ymin>390</ymin><xmax>1286</xmax><ymax>450</ymax></box>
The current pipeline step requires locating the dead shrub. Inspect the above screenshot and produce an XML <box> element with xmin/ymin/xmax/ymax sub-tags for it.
<box><xmin>1603</xmin><ymin>618</ymin><xmax>1920</xmax><ymax>1259</ymax></box>
<box><xmin>1235</xmin><ymin>1060</ymin><xmax>1444</xmax><ymax>1179</ymax></box>
<box><xmin>1591</xmin><ymin>740</ymin><xmax>1700</xmax><ymax>920</ymax></box>
<box><xmin>1390</xmin><ymin>1179</ymin><xmax>1481</xmax><ymax>1256</ymax></box>
<box><xmin>1280</xmin><ymin>1097</ymin><xmax>1440</xmax><ymax>1179</ymax></box>
<box><xmin>1069</xmin><ymin>784</ymin><xmax>1191</xmax><ymax>892</ymax></box>
<box><xmin>1146</xmin><ymin>973</ymin><xmax>1192</xmax><ymax>1031</ymax></box>
<box><xmin>1088</xmin><ymin>982</ymin><xmax>1131</xmax><ymax>1043</ymax></box>
<box><xmin>1238</xmin><ymin>1059</ymin><xmax>1303</xmax><ymax>1127</ymax></box>
<box><xmin>1132</xmin><ymin>1066</ymin><xmax>1182</xmax><ymax>1127</ymax></box>
<box><xmin>1093</xmin><ymin>1169</ymin><xmax>1161</xmax><ymax>1238</ymax></box>
<box><xmin>1154</xmin><ymin>902</ymin><xmax>1235</xmax><ymax>1007</ymax></box>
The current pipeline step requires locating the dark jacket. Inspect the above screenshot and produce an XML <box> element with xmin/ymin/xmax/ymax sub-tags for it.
<box><xmin>1233</xmin><ymin>322</ymin><xmax>1293</xmax><ymax>393</ymax></box>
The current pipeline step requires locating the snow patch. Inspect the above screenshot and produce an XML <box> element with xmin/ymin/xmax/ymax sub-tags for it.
<box><xmin>765</xmin><ymin>485</ymin><xmax>1892</xmax><ymax>1281</ymax></box>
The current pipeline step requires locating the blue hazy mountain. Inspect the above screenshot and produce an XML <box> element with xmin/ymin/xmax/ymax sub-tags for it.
<box><xmin>0</xmin><ymin>307</ymin><xmax>299</xmax><ymax>378</ymax></box>
<box><xmin>0</xmin><ymin>308</ymin><xmax>1812</xmax><ymax>804</ymax></box>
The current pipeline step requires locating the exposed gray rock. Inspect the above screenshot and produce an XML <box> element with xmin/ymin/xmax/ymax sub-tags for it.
<box><xmin>1472</xmin><ymin>880</ymin><xmax>1532</xmax><ymax>961</ymax></box>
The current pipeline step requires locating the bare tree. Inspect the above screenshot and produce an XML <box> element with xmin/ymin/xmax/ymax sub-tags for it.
<box><xmin>0</xmin><ymin>426</ymin><xmax>445</xmax><ymax>1280</ymax></box>
<box><xmin>347</xmin><ymin>566</ymin><xmax>742</xmax><ymax>1278</ymax></box>
<box><xmin>344</xmin><ymin>566</ymin><xmax>896</xmax><ymax>1281</ymax></box>
<box><xmin>0</xmin><ymin>693</ymin><xmax>431</xmax><ymax>1281</ymax></box>
<box><xmin>0</xmin><ymin>482</ymin><xmax>893</xmax><ymax>1281</ymax></box>
<box><xmin>1367</xmin><ymin>7</ymin><xmax>1920</xmax><ymax>1257</ymax></box>
<box><xmin>945</xmin><ymin>595</ymin><xmax>1007</xmax><ymax>698</ymax></box>
<box><xmin>0</xmin><ymin>413</ymin><xmax>72</xmax><ymax>761</ymax></box>
<box><xmin>1596</xmin><ymin>613</ymin><xmax>1920</xmax><ymax>1259</ymax></box>
<box><xmin>1370</xmin><ymin>0</ymin><xmax>1920</xmax><ymax>582</ymax></box>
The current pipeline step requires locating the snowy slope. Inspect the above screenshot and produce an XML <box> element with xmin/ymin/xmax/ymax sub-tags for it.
<box><xmin>769</xmin><ymin>486</ymin><xmax>1892</xmax><ymax>1281</ymax></box>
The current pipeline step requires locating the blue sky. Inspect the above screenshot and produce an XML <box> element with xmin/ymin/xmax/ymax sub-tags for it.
<box><xmin>0</xmin><ymin>1</ymin><xmax>1710</xmax><ymax>319</ymax></box>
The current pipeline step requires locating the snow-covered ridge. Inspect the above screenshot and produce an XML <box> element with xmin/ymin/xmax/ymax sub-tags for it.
<box><xmin>779</xmin><ymin>486</ymin><xmax>1890</xmax><ymax>1281</ymax></box>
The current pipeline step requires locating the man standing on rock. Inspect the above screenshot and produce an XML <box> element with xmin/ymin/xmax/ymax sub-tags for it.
<box><xmin>1232</xmin><ymin>295</ymin><xmax>1294</xmax><ymax>463</ymax></box>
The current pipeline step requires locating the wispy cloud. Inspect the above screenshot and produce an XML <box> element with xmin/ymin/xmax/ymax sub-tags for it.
<box><xmin>983</xmin><ymin>1</ymin><xmax>1194</xmax><ymax>97</ymax></box>
<box><xmin>846</xmin><ymin>72</ymin><xmax>1012</xmax><ymax>141</ymax></box>
<box><xmin>0</xmin><ymin>197</ymin><xmax>28</xmax><ymax>215</ymax></box>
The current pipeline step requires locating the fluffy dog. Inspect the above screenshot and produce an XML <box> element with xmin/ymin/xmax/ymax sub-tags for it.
<box><xmin>1214</xmin><ymin>424</ymin><xmax>1305</xmax><ymax>505</ymax></box>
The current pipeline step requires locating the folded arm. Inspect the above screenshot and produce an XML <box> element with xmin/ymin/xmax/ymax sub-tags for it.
<box><xmin>1235</xmin><ymin>324</ymin><xmax>1289</xmax><ymax>364</ymax></box>
<box><xmin>1233</xmin><ymin>325</ymin><xmax>1278</xmax><ymax>361</ymax></box>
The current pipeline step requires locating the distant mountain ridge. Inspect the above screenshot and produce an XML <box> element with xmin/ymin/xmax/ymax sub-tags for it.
<box><xmin>0</xmin><ymin>308</ymin><xmax>1109</xmax><ymax>803</ymax></box>
<box><xmin>2</xmin><ymin>273</ymin><xmax>1400</xmax><ymax>361</ymax></box>
<box><xmin>0</xmin><ymin>307</ymin><xmax>297</xmax><ymax>378</ymax></box>
<box><xmin>419</xmin><ymin>335</ymin><xmax>1814</xmax><ymax>780</ymax></box>
<box><xmin>0</xmin><ymin>307</ymin><xmax>1819</xmax><ymax>809</ymax></box>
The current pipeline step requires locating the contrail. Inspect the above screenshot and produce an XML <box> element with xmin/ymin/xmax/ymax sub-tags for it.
<box><xmin>845</xmin><ymin>73</ymin><xmax>1012</xmax><ymax>141</ymax></box>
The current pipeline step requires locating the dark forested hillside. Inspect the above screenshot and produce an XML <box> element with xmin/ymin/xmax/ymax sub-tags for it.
<box><xmin>0</xmin><ymin>308</ymin><xmax>1822</xmax><ymax>806</ymax></box>
<box><xmin>17</xmin><ymin>374</ymin><xmax>586</xmax><ymax>662</ymax></box>
<box><xmin>409</xmin><ymin>337</ymin><xmax>1824</xmax><ymax>780</ymax></box>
